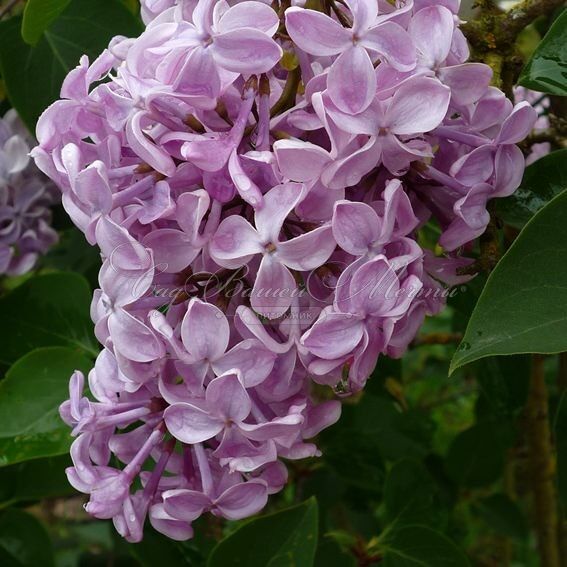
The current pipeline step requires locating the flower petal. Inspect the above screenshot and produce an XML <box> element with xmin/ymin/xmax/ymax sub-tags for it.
<box><xmin>255</xmin><ymin>182</ymin><xmax>305</xmax><ymax>243</ymax></box>
<box><xmin>346</xmin><ymin>0</ymin><xmax>378</xmax><ymax>35</ymax></box>
<box><xmin>109</xmin><ymin>308</ymin><xmax>165</xmax><ymax>363</ymax></box>
<box><xmin>328</xmin><ymin>46</ymin><xmax>377</xmax><ymax>115</ymax></box>
<box><xmin>408</xmin><ymin>6</ymin><xmax>454</xmax><ymax>67</ymax></box>
<box><xmin>142</xmin><ymin>229</ymin><xmax>198</xmax><ymax>273</ymax></box>
<box><xmin>362</xmin><ymin>21</ymin><xmax>416</xmax><ymax>72</ymax></box>
<box><xmin>177</xmin><ymin>189</ymin><xmax>210</xmax><ymax>242</ymax></box>
<box><xmin>332</xmin><ymin>200</ymin><xmax>380</xmax><ymax>255</ymax></box>
<box><xmin>497</xmin><ymin>101</ymin><xmax>537</xmax><ymax>145</ymax></box>
<box><xmin>228</xmin><ymin>149</ymin><xmax>263</xmax><ymax>207</ymax></box>
<box><xmin>321</xmin><ymin>137</ymin><xmax>379</xmax><ymax>190</ymax></box>
<box><xmin>301</xmin><ymin>309</ymin><xmax>364</xmax><ymax>359</ymax></box>
<box><xmin>454</xmin><ymin>183</ymin><xmax>491</xmax><ymax>230</ymax></box>
<box><xmin>438</xmin><ymin>63</ymin><xmax>492</xmax><ymax>106</ymax></box>
<box><xmin>214</xmin><ymin>481</ymin><xmax>268</xmax><ymax>520</ymax></box>
<box><xmin>175</xmin><ymin>47</ymin><xmax>221</xmax><ymax>99</ymax></box>
<box><xmin>285</xmin><ymin>7</ymin><xmax>350</xmax><ymax>56</ymax></box>
<box><xmin>165</xmin><ymin>403</ymin><xmax>223</xmax><ymax>444</ymax></box>
<box><xmin>213</xmin><ymin>339</ymin><xmax>276</xmax><ymax>387</ymax></box>
<box><xmin>251</xmin><ymin>255</ymin><xmax>296</xmax><ymax>319</ymax></box>
<box><xmin>4</xmin><ymin>135</ymin><xmax>29</xmax><ymax>174</ymax></box>
<box><xmin>212</xmin><ymin>29</ymin><xmax>282</xmax><ymax>74</ymax></box>
<box><xmin>162</xmin><ymin>489</ymin><xmax>211</xmax><ymax>522</ymax></box>
<box><xmin>181</xmin><ymin>298</ymin><xmax>230</xmax><ymax>361</ymax></box>
<box><xmin>277</xmin><ymin>225</ymin><xmax>337</xmax><ymax>270</ymax></box>
<box><xmin>149</xmin><ymin>503</ymin><xmax>194</xmax><ymax>541</ymax></box>
<box><xmin>348</xmin><ymin>256</ymin><xmax>399</xmax><ymax>316</ymax></box>
<box><xmin>95</xmin><ymin>216</ymin><xmax>151</xmax><ymax>271</ymax></box>
<box><xmin>386</xmin><ymin>77</ymin><xmax>450</xmax><ymax>135</ymax></box>
<box><xmin>74</xmin><ymin>161</ymin><xmax>113</xmax><ymax>216</ymax></box>
<box><xmin>209</xmin><ymin>215</ymin><xmax>263</xmax><ymax>269</ymax></box>
<box><xmin>206</xmin><ymin>372</ymin><xmax>251</xmax><ymax>423</ymax></box>
<box><xmin>126</xmin><ymin>111</ymin><xmax>176</xmax><ymax>177</ymax></box>
<box><xmin>494</xmin><ymin>144</ymin><xmax>524</xmax><ymax>197</ymax></box>
<box><xmin>217</xmin><ymin>1</ymin><xmax>279</xmax><ymax>35</ymax></box>
<box><xmin>273</xmin><ymin>139</ymin><xmax>330</xmax><ymax>182</ymax></box>
<box><xmin>450</xmin><ymin>145</ymin><xmax>495</xmax><ymax>186</ymax></box>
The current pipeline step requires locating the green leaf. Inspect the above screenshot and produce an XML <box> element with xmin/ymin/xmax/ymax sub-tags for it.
<box><xmin>314</xmin><ymin>538</ymin><xmax>356</xmax><ymax>567</ymax></box>
<box><xmin>0</xmin><ymin>347</ymin><xmax>92</xmax><ymax>467</ymax></box>
<box><xmin>450</xmin><ymin>190</ymin><xmax>567</xmax><ymax>373</ymax></box>
<box><xmin>336</xmin><ymin>394</ymin><xmax>433</xmax><ymax>462</ymax></box>
<box><xmin>554</xmin><ymin>391</ymin><xmax>567</xmax><ymax>507</ymax></box>
<box><xmin>207</xmin><ymin>498</ymin><xmax>319</xmax><ymax>567</ymax></box>
<box><xmin>445</xmin><ymin>421</ymin><xmax>511</xmax><ymax>488</ymax></box>
<box><xmin>474</xmin><ymin>494</ymin><xmax>528</xmax><ymax>540</ymax></box>
<box><xmin>0</xmin><ymin>0</ymin><xmax>142</xmax><ymax>131</ymax></box>
<box><xmin>0</xmin><ymin>455</ymin><xmax>73</xmax><ymax>504</ymax></box>
<box><xmin>0</xmin><ymin>509</ymin><xmax>55</xmax><ymax>567</ymax></box>
<box><xmin>519</xmin><ymin>9</ymin><xmax>567</xmax><ymax>95</ymax></box>
<box><xmin>475</xmin><ymin>356</ymin><xmax>530</xmax><ymax>418</ymax></box>
<box><xmin>21</xmin><ymin>0</ymin><xmax>71</xmax><ymax>46</ymax></box>
<box><xmin>381</xmin><ymin>525</ymin><xmax>469</xmax><ymax>567</ymax></box>
<box><xmin>0</xmin><ymin>272</ymin><xmax>97</xmax><ymax>365</ymax></box>
<box><xmin>41</xmin><ymin>228</ymin><xmax>101</xmax><ymax>288</ymax></box>
<box><xmin>130</xmin><ymin>528</ymin><xmax>193</xmax><ymax>566</ymax></box>
<box><xmin>497</xmin><ymin>149</ymin><xmax>567</xmax><ymax>229</ymax></box>
<box><xmin>322</xmin><ymin>427</ymin><xmax>386</xmax><ymax>496</ymax></box>
<box><xmin>384</xmin><ymin>459</ymin><xmax>447</xmax><ymax>529</ymax></box>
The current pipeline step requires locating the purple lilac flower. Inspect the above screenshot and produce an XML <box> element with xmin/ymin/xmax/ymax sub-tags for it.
<box><xmin>30</xmin><ymin>0</ymin><xmax>538</xmax><ymax>541</ymax></box>
<box><xmin>0</xmin><ymin>110</ymin><xmax>58</xmax><ymax>276</ymax></box>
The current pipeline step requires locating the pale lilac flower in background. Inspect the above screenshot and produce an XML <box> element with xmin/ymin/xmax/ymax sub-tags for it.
<box><xmin>514</xmin><ymin>86</ymin><xmax>551</xmax><ymax>164</ymax></box>
<box><xmin>0</xmin><ymin>110</ymin><xmax>58</xmax><ymax>275</ymax></box>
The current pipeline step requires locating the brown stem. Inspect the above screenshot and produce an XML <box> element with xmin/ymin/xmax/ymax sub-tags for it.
<box><xmin>0</xmin><ymin>0</ymin><xmax>21</xmax><ymax>19</ymax></box>
<box><xmin>463</xmin><ymin>0</ymin><xmax>565</xmax><ymax>102</ymax></box>
<box><xmin>558</xmin><ymin>354</ymin><xmax>567</xmax><ymax>567</ymax></box>
<box><xmin>524</xmin><ymin>130</ymin><xmax>564</xmax><ymax>146</ymax></box>
<box><xmin>413</xmin><ymin>332</ymin><xmax>463</xmax><ymax>346</ymax></box>
<box><xmin>559</xmin><ymin>353</ymin><xmax>567</xmax><ymax>391</ymax></box>
<box><xmin>501</xmin><ymin>0</ymin><xmax>566</xmax><ymax>39</ymax></box>
<box><xmin>526</xmin><ymin>354</ymin><xmax>560</xmax><ymax>567</ymax></box>
<box><xmin>463</xmin><ymin>0</ymin><xmax>566</xmax><ymax>51</ymax></box>
<box><xmin>500</xmin><ymin>449</ymin><xmax>518</xmax><ymax>566</ymax></box>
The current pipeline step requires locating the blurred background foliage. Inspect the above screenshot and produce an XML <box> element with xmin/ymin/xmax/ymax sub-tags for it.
<box><xmin>0</xmin><ymin>0</ymin><xmax>566</xmax><ymax>566</ymax></box>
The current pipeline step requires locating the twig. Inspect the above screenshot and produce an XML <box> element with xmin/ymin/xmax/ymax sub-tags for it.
<box><xmin>463</xmin><ymin>0</ymin><xmax>565</xmax><ymax>96</ymax></box>
<box><xmin>464</xmin><ymin>0</ymin><xmax>565</xmax><ymax>51</ymax></box>
<box><xmin>558</xmin><ymin>353</ymin><xmax>567</xmax><ymax>567</ymax></box>
<box><xmin>413</xmin><ymin>332</ymin><xmax>463</xmax><ymax>346</ymax></box>
<box><xmin>502</xmin><ymin>0</ymin><xmax>566</xmax><ymax>39</ymax></box>
<box><xmin>0</xmin><ymin>0</ymin><xmax>21</xmax><ymax>19</ymax></box>
<box><xmin>526</xmin><ymin>354</ymin><xmax>560</xmax><ymax>567</ymax></box>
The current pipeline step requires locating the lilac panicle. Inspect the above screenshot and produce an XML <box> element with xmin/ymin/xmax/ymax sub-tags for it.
<box><xmin>30</xmin><ymin>0</ymin><xmax>538</xmax><ymax>542</ymax></box>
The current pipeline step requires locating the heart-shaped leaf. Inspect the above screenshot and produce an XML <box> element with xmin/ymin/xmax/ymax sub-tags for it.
<box><xmin>0</xmin><ymin>347</ymin><xmax>92</xmax><ymax>467</ymax></box>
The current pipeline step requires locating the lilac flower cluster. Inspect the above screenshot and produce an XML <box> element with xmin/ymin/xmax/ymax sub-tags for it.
<box><xmin>514</xmin><ymin>86</ymin><xmax>550</xmax><ymax>165</ymax></box>
<box><xmin>33</xmin><ymin>0</ymin><xmax>536</xmax><ymax>542</ymax></box>
<box><xmin>0</xmin><ymin>110</ymin><xmax>58</xmax><ymax>275</ymax></box>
